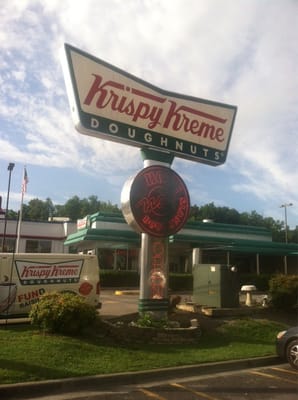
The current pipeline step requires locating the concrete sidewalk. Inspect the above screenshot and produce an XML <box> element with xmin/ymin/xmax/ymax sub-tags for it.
<box><xmin>0</xmin><ymin>356</ymin><xmax>280</xmax><ymax>399</ymax></box>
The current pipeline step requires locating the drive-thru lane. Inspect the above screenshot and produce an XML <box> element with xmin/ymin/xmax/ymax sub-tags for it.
<box><xmin>99</xmin><ymin>289</ymin><xmax>139</xmax><ymax>317</ymax></box>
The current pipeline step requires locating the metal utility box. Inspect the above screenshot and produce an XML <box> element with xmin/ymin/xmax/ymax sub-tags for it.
<box><xmin>193</xmin><ymin>264</ymin><xmax>239</xmax><ymax>308</ymax></box>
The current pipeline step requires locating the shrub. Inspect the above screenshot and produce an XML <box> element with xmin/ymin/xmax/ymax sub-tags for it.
<box><xmin>268</xmin><ymin>275</ymin><xmax>298</xmax><ymax>309</ymax></box>
<box><xmin>100</xmin><ymin>270</ymin><xmax>193</xmax><ymax>290</ymax></box>
<box><xmin>100</xmin><ymin>270</ymin><xmax>139</xmax><ymax>287</ymax></box>
<box><xmin>135</xmin><ymin>312</ymin><xmax>169</xmax><ymax>329</ymax></box>
<box><xmin>29</xmin><ymin>292</ymin><xmax>98</xmax><ymax>335</ymax></box>
<box><xmin>169</xmin><ymin>274</ymin><xmax>193</xmax><ymax>291</ymax></box>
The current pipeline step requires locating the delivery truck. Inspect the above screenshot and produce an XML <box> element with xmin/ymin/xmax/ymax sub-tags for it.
<box><xmin>0</xmin><ymin>253</ymin><xmax>101</xmax><ymax>318</ymax></box>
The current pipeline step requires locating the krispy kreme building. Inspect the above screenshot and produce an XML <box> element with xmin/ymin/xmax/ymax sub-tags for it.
<box><xmin>64</xmin><ymin>212</ymin><xmax>298</xmax><ymax>276</ymax></box>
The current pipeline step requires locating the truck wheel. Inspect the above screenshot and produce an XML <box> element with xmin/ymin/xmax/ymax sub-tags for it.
<box><xmin>286</xmin><ymin>339</ymin><xmax>298</xmax><ymax>370</ymax></box>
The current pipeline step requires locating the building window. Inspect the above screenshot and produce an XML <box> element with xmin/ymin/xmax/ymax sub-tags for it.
<box><xmin>1</xmin><ymin>238</ymin><xmax>16</xmax><ymax>252</ymax></box>
<box><xmin>25</xmin><ymin>240</ymin><xmax>51</xmax><ymax>253</ymax></box>
<box><xmin>97</xmin><ymin>248</ymin><xmax>139</xmax><ymax>270</ymax></box>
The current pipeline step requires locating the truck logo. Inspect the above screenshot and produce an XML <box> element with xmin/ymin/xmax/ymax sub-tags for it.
<box><xmin>15</xmin><ymin>259</ymin><xmax>84</xmax><ymax>285</ymax></box>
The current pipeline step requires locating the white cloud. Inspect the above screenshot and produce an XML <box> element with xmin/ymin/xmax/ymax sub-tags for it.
<box><xmin>0</xmin><ymin>0</ymin><xmax>297</xmax><ymax>226</ymax></box>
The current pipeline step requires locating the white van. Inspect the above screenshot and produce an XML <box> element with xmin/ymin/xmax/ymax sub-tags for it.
<box><xmin>0</xmin><ymin>253</ymin><xmax>101</xmax><ymax>318</ymax></box>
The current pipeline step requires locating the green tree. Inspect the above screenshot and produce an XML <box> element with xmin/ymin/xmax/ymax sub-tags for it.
<box><xmin>200</xmin><ymin>202</ymin><xmax>217</xmax><ymax>221</ymax></box>
<box><xmin>46</xmin><ymin>198</ymin><xmax>56</xmax><ymax>219</ymax></box>
<box><xmin>290</xmin><ymin>226</ymin><xmax>298</xmax><ymax>243</ymax></box>
<box><xmin>23</xmin><ymin>198</ymin><xmax>51</xmax><ymax>221</ymax></box>
<box><xmin>6</xmin><ymin>195</ymin><xmax>295</xmax><ymax>242</ymax></box>
<box><xmin>60</xmin><ymin>195</ymin><xmax>82</xmax><ymax>221</ymax></box>
<box><xmin>188</xmin><ymin>204</ymin><xmax>200</xmax><ymax>221</ymax></box>
<box><xmin>189</xmin><ymin>203</ymin><xmax>241</xmax><ymax>224</ymax></box>
<box><xmin>54</xmin><ymin>195</ymin><xmax>120</xmax><ymax>221</ymax></box>
<box><xmin>188</xmin><ymin>203</ymin><xmax>295</xmax><ymax>243</ymax></box>
<box><xmin>263</xmin><ymin>217</ymin><xmax>284</xmax><ymax>242</ymax></box>
<box><xmin>6</xmin><ymin>209</ymin><xmax>18</xmax><ymax>219</ymax></box>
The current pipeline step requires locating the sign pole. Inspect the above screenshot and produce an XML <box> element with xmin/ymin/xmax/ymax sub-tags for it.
<box><xmin>139</xmin><ymin>234</ymin><xmax>169</xmax><ymax>317</ymax></box>
<box><xmin>138</xmin><ymin>149</ymin><xmax>174</xmax><ymax>318</ymax></box>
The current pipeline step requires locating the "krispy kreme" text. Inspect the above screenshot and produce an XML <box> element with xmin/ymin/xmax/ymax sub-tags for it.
<box><xmin>84</xmin><ymin>74</ymin><xmax>227</xmax><ymax>142</ymax></box>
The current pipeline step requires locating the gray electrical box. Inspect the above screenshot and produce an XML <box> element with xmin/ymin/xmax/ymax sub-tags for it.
<box><xmin>193</xmin><ymin>264</ymin><xmax>239</xmax><ymax>308</ymax></box>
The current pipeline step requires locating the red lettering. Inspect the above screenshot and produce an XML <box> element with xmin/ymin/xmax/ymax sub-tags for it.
<box><xmin>150</xmin><ymin>239</ymin><xmax>166</xmax><ymax>299</ymax></box>
<box><xmin>163</xmin><ymin>101</ymin><xmax>227</xmax><ymax>142</ymax></box>
<box><xmin>142</xmin><ymin>215</ymin><xmax>163</xmax><ymax>232</ymax></box>
<box><xmin>169</xmin><ymin>197</ymin><xmax>188</xmax><ymax>229</ymax></box>
<box><xmin>83</xmin><ymin>75</ymin><xmax>228</xmax><ymax>141</ymax></box>
<box><xmin>18</xmin><ymin>289</ymin><xmax>41</xmax><ymax>302</ymax></box>
<box><xmin>137</xmin><ymin>196</ymin><xmax>161</xmax><ymax>214</ymax></box>
<box><xmin>84</xmin><ymin>74</ymin><xmax>124</xmax><ymax>107</ymax></box>
<box><xmin>143</xmin><ymin>171</ymin><xmax>163</xmax><ymax>186</ymax></box>
<box><xmin>84</xmin><ymin>74</ymin><xmax>163</xmax><ymax>129</ymax></box>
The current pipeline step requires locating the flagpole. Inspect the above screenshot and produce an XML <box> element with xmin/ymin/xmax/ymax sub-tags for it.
<box><xmin>15</xmin><ymin>167</ymin><xmax>28</xmax><ymax>253</ymax></box>
<box><xmin>15</xmin><ymin>190</ymin><xmax>24</xmax><ymax>253</ymax></box>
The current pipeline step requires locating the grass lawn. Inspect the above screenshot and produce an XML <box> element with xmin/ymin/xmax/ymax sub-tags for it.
<box><xmin>0</xmin><ymin>318</ymin><xmax>286</xmax><ymax>385</ymax></box>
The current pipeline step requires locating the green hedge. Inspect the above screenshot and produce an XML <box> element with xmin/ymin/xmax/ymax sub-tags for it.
<box><xmin>100</xmin><ymin>270</ymin><xmax>193</xmax><ymax>291</ymax></box>
<box><xmin>100</xmin><ymin>270</ymin><xmax>298</xmax><ymax>296</ymax></box>
<box><xmin>100</xmin><ymin>270</ymin><xmax>139</xmax><ymax>288</ymax></box>
<box><xmin>169</xmin><ymin>273</ymin><xmax>193</xmax><ymax>291</ymax></box>
<box><xmin>269</xmin><ymin>274</ymin><xmax>298</xmax><ymax>309</ymax></box>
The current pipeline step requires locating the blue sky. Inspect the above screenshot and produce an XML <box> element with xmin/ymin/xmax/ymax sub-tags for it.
<box><xmin>0</xmin><ymin>0</ymin><xmax>297</xmax><ymax>228</ymax></box>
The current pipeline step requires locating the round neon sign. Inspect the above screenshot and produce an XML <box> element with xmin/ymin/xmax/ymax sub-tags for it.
<box><xmin>121</xmin><ymin>165</ymin><xmax>190</xmax><ymax>237</ymax></box>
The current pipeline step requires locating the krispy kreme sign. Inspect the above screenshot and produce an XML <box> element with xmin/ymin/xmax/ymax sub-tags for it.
<box><xmin>62</xmin><ymin>44</ymin><xmax>237</xmax><ymax>166</ymax></box>
<box><xmin>121</xmin><ymin>165</ymin><xmax>190</xmax><ymax>237</ymax></box>
<box><xmin>15</xmin><ymin>259</ymin><xmax>84</xmax><ymax>285</ymax></box>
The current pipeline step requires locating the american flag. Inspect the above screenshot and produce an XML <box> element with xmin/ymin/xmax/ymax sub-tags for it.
<box><xmin>22</xmin><ymin>167</ymin><xmax>29</xmax><ymax>194</ymax></box>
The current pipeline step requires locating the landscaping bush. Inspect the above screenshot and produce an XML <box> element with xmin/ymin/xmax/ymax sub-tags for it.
<box><xmin>100</xmin><ymin>270</ymin><xmax>139</xmax><ymax>287</ymax></box>
<box><xmin>100</xmin><ymin>270</ymin><xmax>193</xmax><ymax>291</ymax></box>
<box><xmin>169</xmin><ymin>273</ymin><xmax>193</xmax><ymax>291</ymax></box>
<box><xmin>101</xmin><ymin>271</ymin><xmax>296</xmax><ymax>295</ymax></box>
<box><xmin>29</xmin><ymin>292</ymin><xmax>98</xmax><ymax>335</ymax></box>
<box><xmin>135</xmin><ymin>312</ymin><xmax>169</xmax><ymax>329</ymax></box>
<box><xmin>268</xmin><ymin>274</ymin><xmax>298</xmax><ymax>309</ymax></box>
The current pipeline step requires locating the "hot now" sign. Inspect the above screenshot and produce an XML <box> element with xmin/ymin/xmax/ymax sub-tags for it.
<box><xmin>62</xmin><ymin>44</ymin><xmax>237</xmax><ymax>166</ymax></box>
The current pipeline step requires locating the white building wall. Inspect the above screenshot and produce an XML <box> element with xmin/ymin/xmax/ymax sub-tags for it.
<box><xmin>0</xmin><ymin>218</ymin><xmax>76</xmax><ymax>253</ymax></box>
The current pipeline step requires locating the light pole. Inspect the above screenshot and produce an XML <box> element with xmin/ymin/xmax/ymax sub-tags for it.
<box><xmin>280</xmin><ymin>202</ymin><xmax>293</xmax><ymax>275</ymax></box>
<box><xmin>2</xmin><ymin>163</ymin><xmax>15</xmax><ymax>252</ymax></box>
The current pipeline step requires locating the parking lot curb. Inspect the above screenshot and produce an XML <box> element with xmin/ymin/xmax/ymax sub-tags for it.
<box><xmin>0</xmin><ymin>356</ymin><xmax>280</xmax><ymax>399</ymax></box>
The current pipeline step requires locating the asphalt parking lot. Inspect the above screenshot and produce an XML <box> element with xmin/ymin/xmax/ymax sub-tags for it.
<box><xmin>3</xmin><ymin>363</ymin><xmax>297</xmax><ymax>400</ymax></box>
<box><xmin>137</xmin><ymin>365</ymin><xmax>298</xmax><ymax>400</ymax></box>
